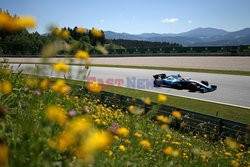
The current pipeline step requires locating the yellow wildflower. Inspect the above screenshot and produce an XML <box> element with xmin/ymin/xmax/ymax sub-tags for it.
<box><xmin>163</xmin><ymin>146</ymin><xmax>173</xmax><ymax>155</ymax></box>
<box><xmin>87</xmin><ymin>82</ymin><xmax>102</xmax><ymax>93</ymax></box>
<box><xmin>60</xmin><ymin>85</ymin><xmax>71</xmax><ymax>95</ymax></box>
<box><xmin>85</xmin><ymin>131</ymin><xmax>112</xmax><ymax>151</ymax></box>
<box><xmin>200</xmin><ymin>154</ymin><xmax>206</xmax><ymax>161</ymax></box>
<box><xmin>51</xmin><ymin>79</ymin><xmax>65</xmax><ymax>92</ymax></box>
<box><xmin>67</xmin><ymin>117</ymin><xmax>92</xmax><ymax>135</ymax></box>
<box><xmin>113</xmin><ymin>135</ymin><xmax>120</xmax><ymax>141</ymax></box>
<box><xmin>0</xmin><ymin>12</ymin><xmax>11</xmax><ymax>30</ymax></box>
<box><xmin>172</xmin><ymin>150</ymin><xmax>179</xmax><ymax>157</ymax></box>
<box><xmin>157</xmin><ymin>94</ymin><xmax>167</xmax><ymax>102</ymax></box>
<box><xmin>156</xmin><ymin>115</ymin><xmax>172</xmax><ymax>124</ymax></box>
<box><xmin>119</xmin><ymin>145</ymin><xmax>126</xmax><ymax>151</ymax></box>
<box><xmin>124</xmin><ymin>139</ymin><xmax>130</xmax><ymax>144</ymax></box>
<box><xmin>51</xmin><ymin>79</ymin><xmax>71</xmax><ymax>95</ymax></box>
<box><xmin>76</xmin><ymin>131</ymin><xmax>112</xmax><ymax>159</ymax></box>
<box><xmin>61</xmin><ymin>30</ymin><xmax>70</xmax><ymax>39</ymax></box>
<box><xmin>224</xmin><ymin>152</ymin><xmax>232</xmax><ymax>157</ymax></box>
<box><xmin>163</xmin><ymin>146</ymin><xmax>179</xmax><ymax>157</ymax></box>
<box><xmin>161</xmin><ymin>124</ymin><xmax>169</xmax><ymax>129</ymax></box>
<box><xmin>140</xmin><ymin>140</ymin><xmax>151</xmax><ymax>150</ymax></box>
<box><xmin>231</xmin><ymin>160</ymin><xmax>240</xmax><ymax>167</ymax></box>
<box><xmin>172</xmin><ymin>141</ymin><xmax>181</xmax><ymax>145</ymax></box>
<box><xmin>53</xmin><ymin>62</ymin><xmax>69</xmax><ymax>73</ymax></box>
<box><xmin>91</xmin><ymin>28</ymin><xmax>103</xmax><ymax>38</ymax></box>
<box><xmin>53</xmin><ymin>27</ymin><xmax>62</xmax><ymax>36</ymax></box>
<box><xmin>144</xmin><ymin>97</ymin><xmax>151</xmax><ymax>105</ymax></box>
<box><xmin>75</xmin><ymin>50</ymin><xmax>90</xmax><ymax>61</ymax></box>
<box><xmin>0</xmin><ymin>143</ymin><xmax>8</xmax><ymax>165</ymax></box>
<box><xmin>116</xmin><ymin>127</ymin><xmax>129</xmax><ymax>137</ymax></box>
<box><xmin>0</xmin><ymin>12</ymin><xmax>36</xmax><ymax>31</ymax></box>
<box><xmin>225</xmin><ymin>137</ymin><xmax>240</xmax><ymax>150</ymax></box>
<box><xmin>134</xmin><ymin>132</ymin><xmax>142</xmax><ymax>138</ymax></box>
<box><xmin>128</xmin><ymin>105</ymin><xmax>135</xmax><ymax>112</ymax></box>
<box><xmin>94</xmin><ymin>118</ymin><xmax>101</xmax><ymax>125</ymax></box>
<box><xmin>166</xmin><ymin>134</ymin><xmax>172</xmax><ymax>139</ymax></box>
<box><xmin>0</xmin><ymin>80</ymin><xmax>12</xmax><ymax>94</ymax></box>
<box><xmin>236</xmin><ymin>152</ymin><xmax>243</xmax><ymax>159</ymax></box>
<box><xmin>15</xmin><ymin>16</ymin><xmax>36</xmax><ymax>29</ymax></box>
<box><xmin>76</xmin><ymin>27</ymin><xmax>87</xmax><ymax>34</ymax></box>
<box><xmin>46</xmin><ymin>105</ymin><xmax>67</xmax><ymax>125</ymax></box>
<box><xmin>107</xmin><ymin>150</ymin><xmax>113</xmax><ymax>157</ymax></box>
<box><xmin>40</xmin><ymin>79</ymin><xmax>49</xmax><ymax>90</ymax></box>
<box><xmin>172</xmin><ymin>111</ymin><xmax>182</xmax><ymax>119</ymax></box>
<box><xmin>56</xmin><ymin>131</ymin><xmax>75</xmax><ymax>152</ymax></box>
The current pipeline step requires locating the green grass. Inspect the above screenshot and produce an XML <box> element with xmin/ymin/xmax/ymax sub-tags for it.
<box><xmin>8</xmin><ymin>62</ymin><xmax>250</xmax><ymax>76</ymax></box>
<box><xmin>67</xmin><ymin>79</ymin><xmax>250</xmax><ymax>125</ymax></box>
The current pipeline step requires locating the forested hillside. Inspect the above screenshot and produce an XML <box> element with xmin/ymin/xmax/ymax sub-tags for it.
<box><xmin>108</xmin><ymin>39</ymin><xmax>181</xmax><ymax>49</ymax></box>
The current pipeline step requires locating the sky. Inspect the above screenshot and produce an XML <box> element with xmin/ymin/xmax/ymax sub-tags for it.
<box><xmin>1</xmin><ymin>0</ymin><xmax>250</xmax><ymax>34</ymax></box>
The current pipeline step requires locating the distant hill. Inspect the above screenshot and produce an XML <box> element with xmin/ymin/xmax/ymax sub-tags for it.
<box><xmin>104</xmin><ymin>31</ymin><xmax>143</xmax><ymax>40</ymax></box>
<box><xmin>104</xmin><ymin>28</ymin><xmax>250</xmax><ymax>46</ymax></box>
<box><xmin>178</xmin><ymin>27</ymin><xmax>228</xmax><ymax>38</ymax></box>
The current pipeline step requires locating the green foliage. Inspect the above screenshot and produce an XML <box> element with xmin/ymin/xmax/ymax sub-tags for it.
<box><xmin>0</xmin><ymin>26</ymin><xmax>107</xmax><ymax>56</ymax></box>
<box><xmin>0</xmin><ymin>30</ymin><xmax>51</xmax><ymax>55</ymax></box>
<box><xmin>109</xmin><ymin>39</ymin><xmax>181</xmax><ymax>49</ymax></box>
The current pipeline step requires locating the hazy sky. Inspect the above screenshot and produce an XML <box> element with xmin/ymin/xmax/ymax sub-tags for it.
<box><xmin>1</xmin><ymin>0</ymin><xmax>250</xmax><ymax>34</ymax></box>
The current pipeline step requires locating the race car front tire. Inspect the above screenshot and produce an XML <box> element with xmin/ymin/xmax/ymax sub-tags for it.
<box><xmin>201</xmin><ymin>80</ymin><xmax>209</xmax><ymax>86</ymax></box>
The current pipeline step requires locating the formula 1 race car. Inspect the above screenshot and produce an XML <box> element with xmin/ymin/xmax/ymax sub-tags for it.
<box><xmin>153</xmin><ymin>74</ymin><xmax>217</xmax><ymax>93</ymax></box>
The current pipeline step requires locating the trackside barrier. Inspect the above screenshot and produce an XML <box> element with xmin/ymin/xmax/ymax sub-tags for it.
<box><xmin>74</xmin><ymin>86</ymin><xmax>249</xmax><ymax>147</ymax></box>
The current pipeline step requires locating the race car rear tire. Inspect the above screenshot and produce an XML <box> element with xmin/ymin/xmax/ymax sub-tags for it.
<box><xmin>154</xmin><ymin>80</ymin><xmax>157</xmax><ymax>87</ymax></box>
<box><xmin>201</xmin><ymin>80</ymin><xmax>209</xmax><ymax>86</ymax></box>
<box><xmin>188</xmin><ymin>83</ymin><xmax>197</xmax><ymax>92</ymax></box>
<box><xmin>154</xmin><ymin>80</ymin><xmax>160</xmax><ymax>87</ymax></box>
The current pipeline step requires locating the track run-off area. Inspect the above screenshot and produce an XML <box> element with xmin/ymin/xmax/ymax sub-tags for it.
<box><xmin>3</xmin><ymin>56</ymin><xmax>250</xmax><ymax>71</ymax></box>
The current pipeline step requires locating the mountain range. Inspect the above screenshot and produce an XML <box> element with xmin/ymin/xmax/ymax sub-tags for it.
<box><xmin>104</xmin><ymin>27</ymin><xmax>250</xmax><ymax>46</ymax></box>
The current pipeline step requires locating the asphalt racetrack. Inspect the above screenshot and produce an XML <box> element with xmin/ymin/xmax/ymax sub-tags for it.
<box><xmin>9</xmin><ymin>64</ymin><xmax>250</xmax><ymax>108</ymax></box>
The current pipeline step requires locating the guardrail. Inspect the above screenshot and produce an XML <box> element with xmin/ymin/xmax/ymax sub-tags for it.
<box><xmin>74</xmin><ymin>85</ymin><xmax>249</xmax><ymax>147</ymax></box>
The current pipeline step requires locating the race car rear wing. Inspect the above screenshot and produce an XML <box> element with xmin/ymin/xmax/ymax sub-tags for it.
<box><xmin>153</xmin><ymin>74</ymin><xmax>167</xmax><ymax>79</ymax></box>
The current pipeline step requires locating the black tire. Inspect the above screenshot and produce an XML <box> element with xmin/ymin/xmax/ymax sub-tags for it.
<box><xmin>188</xmin><ymin>83</ymin><xmax>197</xmax><ymax>92</ymax></box>
<box><xmin>201</xmin><ymin>80</ymin><xmax>209</xmax><ymax>86</ymax></box>
<box><xmin>154</xmin><ymin>80</ymin><xmax>160</xmax><ymax>87</ymax></box>
<box><xmin>154</xmin><ymin>80</ymin><xmax>157</xmax><ymax>87</ymax></box>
